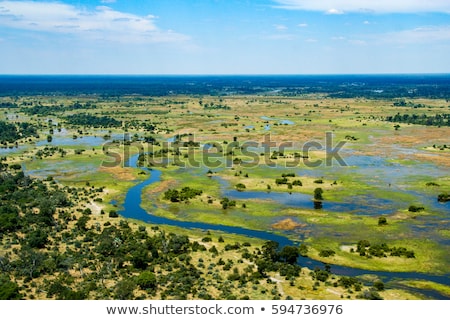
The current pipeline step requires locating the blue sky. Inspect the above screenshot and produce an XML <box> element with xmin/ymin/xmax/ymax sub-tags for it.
<box><xmin>0</xmin><ymin>0</ymin><xmax>449</xmax><ymax>74</ymax></box>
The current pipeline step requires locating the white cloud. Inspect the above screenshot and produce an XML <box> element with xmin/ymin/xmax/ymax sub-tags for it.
<box><xmin>363</xmin><ymin>20</ymin><xmax>370</xmax><ymax>25</ymax></box>
<box><xmin>274</xmin><ymin>24</ymin><xmax>288</xmax><ymax>30</ymax></box>
<box><xmin>0</xmin><ymin>1</ymin><xmax>189</xmax><ymax>43</ymax></box>
<box><xmin>101</xmin><ymin>0</ymin><xmax>117</xmax><ymax>3</ymax></box>
<box><xmin>272</xmin><ymin>0</ymin><xmax>450</xmax><ymax>13</ymax></box>
<box><xmin>326</xmin><ymin>9</ymin><xmax>343</xmax><ymax>15</ymax></box>
<box><xmin>382</xmin><ymin>25</ymin><xmax>450</xmax><ymax>44</ymax></box>
<box><xmin>297</xmin><ymin>23</ymin><xmax>308</xmax><ymax>27</ymax></box>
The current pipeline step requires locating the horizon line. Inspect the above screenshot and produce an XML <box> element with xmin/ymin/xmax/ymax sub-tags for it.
<box><xmin>1</xmin><ymin>73</ymin><xmax>450</xmax><ymax>77</ymax></box>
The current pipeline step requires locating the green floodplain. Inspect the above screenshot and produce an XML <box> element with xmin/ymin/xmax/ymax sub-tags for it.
<box><xmin>0</xmin><ymin>89</ymin><xmax>449</xmax><ymax>300</ymax></box>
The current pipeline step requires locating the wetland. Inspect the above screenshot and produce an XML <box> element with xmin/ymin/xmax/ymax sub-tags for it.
<box><xmin>0</xmin><ymin>75</ymin><xmax>449</xmax><ymax>300</ymax></box>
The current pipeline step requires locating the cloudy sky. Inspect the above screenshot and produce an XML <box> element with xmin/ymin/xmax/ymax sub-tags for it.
<box><xmin>0</xmin><ymin>0</ymin><xmax>449</xmax><ymax>74</ymax></box>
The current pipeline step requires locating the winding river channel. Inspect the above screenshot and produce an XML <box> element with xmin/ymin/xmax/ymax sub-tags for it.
<box><xmin>118</xmin><ymin>154</ymin><xmax>449</xmax><ymax>299</ymax></box>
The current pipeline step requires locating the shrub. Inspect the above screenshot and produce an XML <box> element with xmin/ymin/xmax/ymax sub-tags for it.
<box><xmin>319</xmin><ymin>249</ymin><xmax>335</xmax><ymax>257</ymax></box>
<box><xmin>201</xmin><ymin>237</ymin><xmax>212</xmax><ymax>242</ymax></box>
<box><xmin>235</xmin><ymin>183</ymin><xmax>246</xmax><ymax>191</ymax></box>
<box><xmin>378</xmin><ymin>217</ymin><xmax>388</xmax><ymax>226</ymax></box>
<box><xmin>114</xmin><ymin>279</ymin><xmax>136</xmax><ymax>300</ymax></box>
<box><xmin>373</xmin><ymin>280</ymin><xmax>385</xmax><ymax>291</ymax></box>
<box><xmin>358</xmin><ymin>289</ymin><xmax>383</xmax><ymax>300</ymax></box>
<box><xmin>437</xmin><ymin>193</ymin><xmax>449</xmax><ymax>203</ymax></box>
<box><xmin>109</xmin><ymin>210</ymin><xmax>119</xmax><ymax>218</ymax></box>
<box><xmin>281</xmin><ymin>173</ymin><xmax>295</xmax><ymax>178</ymax></box>
<box><xmin>136</xmin><ymin>271</ymin><xmax>157</xmax><ymax>290</ymax></box>
<box><xmin>314</xmin><ymin>188</ymin><xmax>323</xmax><ymax>200</ymax></box>
<box><xmin>292</xmin><ymin>180</ymin><xmax>302</xmax><ymax>186</ymax></box>
<box><xmin>408</xmin><ymin>205</ymin><xmax>424</xmax><ymax>212</ymax></box>
<box><xmin>0</xmin><ymin>275</ymin><xmax>21</xmax><ymax>300</ymax></box>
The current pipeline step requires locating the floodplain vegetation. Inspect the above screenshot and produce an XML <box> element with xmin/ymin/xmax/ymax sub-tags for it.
<box><xmin>0</xmin><ymin>91</ymin><xmax>449</xmax><ymax>300</ymax></box>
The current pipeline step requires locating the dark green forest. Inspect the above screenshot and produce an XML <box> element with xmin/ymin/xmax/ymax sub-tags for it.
<box><xmin>385</xmin><ymin>113</ymin><xmax>450</xmax><ymax>127</ymax></box>
<box><xmin>0</xmin><ymin>121</ymin><xmax>38</xmax><ymax>144</ymax></box>
<box><xmin>21</xmin><ymin>102</ymin><xmax>97</xmax><ymax>116</ymax></box>
<box><xmin>65</xmin><ymin>114</ymin><xmax>122</xmax><ymax>128</ymax></box>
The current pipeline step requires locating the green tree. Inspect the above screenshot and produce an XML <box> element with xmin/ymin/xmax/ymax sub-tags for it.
<box><xmin>0</xmin><ymin>275</ymin><xmax>21</xmax><ymax>300</ymax></box>
<box><xmin>109</xmin><ymin>210</ymin><xmax>119</xmax><ymax>218</ymax></box>
<box><xmin>0</xmin><ymin>204</ymin><xmax>20</xmax><ymax>234</ymax></box>
<box><xmin>378</xmin><ymin>217</ymin><xmax>388</xmax><ymax>226</ymax></box>
<box><xmin>299</xmin><ymin>244</ymin><xmax>309</xmax><ymax>257</ymax></box>
<box><xmin>114</xmin><ymin>278</ymin><xmax>136</xmax><ymax>300</ymax></box>
<box><xmin>168</xmin><ymin>234</ymin><xmax>190</xmax><ymax>254</ymax></box>
<box><xmin>313</xmin><ymin>188</ymin><xmax>323</xmax><ymax>200</ymax></box>
<box><xmin>9</xmin><ymin>163</ymin><xmax>22</xmax><ymax>171</ymax></box>
<box><xmin>408</xmin><ymin>205</ymin><xmax>424</xmax><ymax>212</ymax></box>
<box><xmin>26</xmin><ymin>229</ymin><xmax>49</xmax><ymax>249</ymax></box>
<box><xmin>75</xmin><ymin>215</ymin><xmax>90</xmax><ymax>231</ymax></box>
<box><xmin>38</xmin><ymin>198</ymin><xmax>56</xmax><ymax>226</ymax></box>
<box><xmin>318</xmin><ymin>249</ymin><xmax>335</xmax><ymax>257</ymax></box>
<box><xmin>136</xmin><ymin>271</ymin><xmax>157</xmax><ymax>291</ymax></box>
<box><xmin>220</xmin><ymin>197</ymin><xmax>236</xmax><ymax>209</ymax></box>
<box><xmin>130</xmin><ymin>248</ymin><xmax>150</xmax><ymax>270</ymax></box>
<box><xmin>235</xmin><ymin>183</ymin><xmax>246</xmax><ymax>191</ymax></box>
<box><xmin>279</xmin><ymin>246</ymin><xmax>299</xmax><ymax>264</ymax></box>
<box><xmin>261</xmin><ymin>241</ymin><xmax>279</xmax><ymax>262</ymax></box>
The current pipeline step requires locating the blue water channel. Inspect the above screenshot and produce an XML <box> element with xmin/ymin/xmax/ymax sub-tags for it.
<box><xmin>36</xmin><ymin>132</ymin><xmax>123</xmax><ymax>147</ymax></box>
<box><xmin>118</xmin><ymin>154</ymin><xmax>450</xmax><ymax>299</ymax></box>
<box><xmin>223</xmin><ymin>187</ymin><xmax>395</xmax><ymax>215</ymax></box>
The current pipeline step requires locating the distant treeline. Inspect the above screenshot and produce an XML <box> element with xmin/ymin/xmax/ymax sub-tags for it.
<box><xmin>392</xmin><ymin>100</ymin><xmax>429</xmax><ymax>108</ymax></box>
<box><xmin>0</xmin><ymin>121</ymin><xmax>38</xmax><ymax>144</ymax></box>
<box><xmin>385</xmin><ymin>113</ymin><xmax>450</xmax><ymax>127</ymax></box>
<box><xmin>1</xmin><ymin>75</ymin><xmax>450</xmax><ymax>98</ymax></box>
<box><xmin>0</xmin><ymin>102</ymin><xmax>18</xmax><ymax>108</ymax></box>
<box><xmin>203</xmin><ymin>103</ymin><xmax>231</xmax><ymax>110</ymax></box>
<box><xmin>65</xmin><ymin>114</ymin><xmax>122</xmax><ymax>128</ymax></box>
<box><xmin>21</xmin><ymin>102</ymin><xmax>97</xmax><ymax>116</ymax></box>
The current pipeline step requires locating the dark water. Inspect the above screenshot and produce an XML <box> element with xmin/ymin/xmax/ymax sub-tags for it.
<box><xmin>1</xmin><ymin>74</ymin><xmax>450</xmax><ymax>98</ymax></box>
<box><xmin>119</xmin><ymin>154</ymin><xmax>449</xmax><ymax>299</ymax></box>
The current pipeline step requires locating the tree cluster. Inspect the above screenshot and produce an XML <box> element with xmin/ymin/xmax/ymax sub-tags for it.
<box><xmin>0</xmin><ymin>121</ymin><xmax>38</xmax><ymax>144</ymax></box>
<box><xmin>354</xmin><ymin>240</ymin><xmax>415</xmax><ymax>259</ymax></box>
<box><xmin>65</xmin><ymin>113</ymin><xmax>122</xmax><ymax>128</ymax></box>
<box><xmin>163</xmin><ymin>187</ymin><xmax>203</xmax><ymax>202</ymax></box>
<box><xmin>385</xmin><ymin>113</ymin><xmax>450</xmax><ymax>127</ymax></box>
<box><xmin>21</xmin><ymin>102</ymin><xmax>97</xmax><ymax>116</ymax></box>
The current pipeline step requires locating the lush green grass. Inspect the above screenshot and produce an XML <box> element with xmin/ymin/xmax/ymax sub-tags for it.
<box><xmin>394</xmin><ymin>280</ymin><xmax>450</xmax><ymax>297</ymax></box>
<box><xmin>304</xmin><ymin>237</ymin><xmax>449</xmax><ymax>274</ymax></box>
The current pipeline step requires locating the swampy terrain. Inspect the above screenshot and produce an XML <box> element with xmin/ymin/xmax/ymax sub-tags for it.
<box><xmin>0</xmin><ymin>75</ymin><xmax>449</xmax><ymax>300</ymax></box>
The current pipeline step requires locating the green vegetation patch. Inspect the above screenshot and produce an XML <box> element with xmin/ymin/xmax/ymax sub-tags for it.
<box><xmin>0</xmin><ymin>120</ymin><xmax>38</xmax><ymax>144</ymax></box>
<box><xmin>65</xmin><ymin>113</ymin><xmax>122</xmax><ymax>128</ymax></box>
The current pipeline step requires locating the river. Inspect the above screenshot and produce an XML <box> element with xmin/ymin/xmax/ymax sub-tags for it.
<box><xmin>118</xmin><ymin>154</ymin><xmax>449</xmax><ymax>299</ymax></box>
